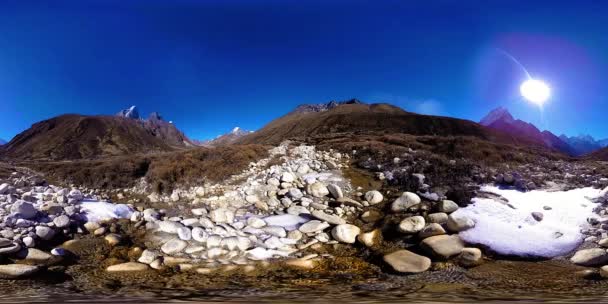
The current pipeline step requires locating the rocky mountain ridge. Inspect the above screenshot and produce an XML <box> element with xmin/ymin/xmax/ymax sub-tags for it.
<box><xmin>480</xmin><ymin>107</ymin><xmax>575</xmax><ymax>156</ymax></box>
<box><xmin>0</xmin><ymin>106</ymin><xmax>194</xmax><ymax>160</ymax></box>
<box><xmin>560</xmin><ymin>134</ymin><xmax>608</xmax><ymax>156</ymax></box>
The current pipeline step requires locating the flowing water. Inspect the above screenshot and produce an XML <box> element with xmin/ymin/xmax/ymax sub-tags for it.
<box><xmin>2</xmin><ymin>260</ymin><xmax>608</xmax><ymax>303</ymax></box>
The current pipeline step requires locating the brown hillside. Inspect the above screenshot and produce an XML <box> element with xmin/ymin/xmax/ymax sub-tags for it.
<box><xmin>237</xmin><ymin>103</ymin><xmax>554</xmax><ymax>150</ymax></box>
<box><xmin>0</xmin><ymin>114</ymin><xmax>185</xmax><ymax>160</ymax></box>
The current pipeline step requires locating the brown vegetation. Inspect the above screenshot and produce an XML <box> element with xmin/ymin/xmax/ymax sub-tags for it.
<box><xmin>22</xmin><ymin>145</ymin><xmax>269</xmax><ymax>193</ymax></box>
<box><xmin>0</xmin><ymin>114</ymin><xmax>191</xmax><ymax>161</ymax></box>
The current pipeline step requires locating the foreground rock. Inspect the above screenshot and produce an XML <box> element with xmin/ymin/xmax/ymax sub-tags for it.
<box><xmin>391</xmin><ymin>192</ymin><xmax>421</xmax><ymax>212</ymax></box>
<box><xmin>0</xmin><ymin>264</ymin><xmax>40</xmax><ymax>278</ymax></box>
<box><xmin>331</xmin><ymin>224</ymin><xmax>360</xmax><ymax>244</ymax></box>
<box><xmin>420</xmin><ymin>234</ymin><xmax>464</xmax><ymax>259</ymax></box>
<box><xmin>107</xmin><ymin>262</ymin><xmax>149</xmax><ymax>272</ymax></box>
<box><xmin>570</xmin><ymin>248</ymin><xmax>608</xmax><ymax>266</ymax></box>
<box><xmin>383</xmin><ymin>250</ymin><xmax>431</xmax><ymax>273</ymax></box>
<box><xmin>458</xmin><ymin>247</ymin><xmax>482</xmax><ymax>267</ymax></box>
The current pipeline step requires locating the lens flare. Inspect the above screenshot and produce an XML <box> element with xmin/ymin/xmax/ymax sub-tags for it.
<box><xmin>520</xmin><ymin>79</ymin><xmax>550</xmax><ymax>105</ymax></box>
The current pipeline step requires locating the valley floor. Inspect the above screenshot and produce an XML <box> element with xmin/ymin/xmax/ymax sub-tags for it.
<box><xmin>2</xmin><ymin>141</ymin><xmax>608</xmax><ymax>302</ymax></box>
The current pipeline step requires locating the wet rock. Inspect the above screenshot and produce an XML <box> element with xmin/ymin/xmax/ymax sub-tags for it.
<box><xmin>285</xmin><ymin>258</ymin><xmax>318</xmax><ymax>270</ymax></box>
<box><xmin>93</xmin><ymin>227</ymin><xmax>107</xmax><ymax>236</ymax></box>
<box><xmin>84</xmin><ymin>222</ymin><xmax>101</xmax><ymax>232</ymax></box>
<box><xmin>437</xmin><ymin>200</ymin><xmax>459</xmax><ymax>213</ymax></box>
<box><xmin>357</xmin><ymin>229</ymin><xmax>381</xmax><ymax>248</ymax></box>
<box><xmin>458</xmin><ymin>247</ymin><xmax>483</xmax><ymax>267</ymax></box>
<box><xmin>418</xmin><ymin>223</ymin><xmax>446</xmax><ymax>239</ymax></box>
<box><xmin>599</xmin><ymin>238</ymin><xmax>608</xmax><ymax>248</ymax></box>
<box><xmin>398</xmin><ymin>216</ymin><xmax>425</xmax><ymax>234</ymax></box>
<box><xmin>570</xmin><ymin>248</ymin><xmax>608</xmax><ymax>266</ymax></box>
<box><xmin>391</xmin><ymin>192</ymin><xmax>421</xmax><ymax>212</ymax></box>
<box><xmin>600</xmin><ymin>265</ymin><xmax>608</xmax><ymax>278</ymax></box>
<box><xmin>364</xmin><ymin>191</ymin><xmax>383</xmax><ymax>205</ymax></box>
<box><xmin>107</xmin><ymin>262</ymin><xmax>149</xmax><ymax>272</ymax></box>
<box><xmin>361</xmin><ymin>210</ymin><xmax>382</xmax><ymax>223</ymax></box>
<box><xmin>327</xmin><ymin>184</ymin><xmax>343</xmax><ymax>199</ymax></box>
<box><xmin>421</xmin><ymin>235</ymin><xmax>464</xmax><ymax>259</ymax></box>
<box><xmin>18</xmin><ymin>248</ymin><xmax>53</xmax><ymax>263</ymax></box>
<box><xmin>447</xmin><ymin>213</ymin><xmax>475</xmax><ymax>232</ymax></box>
<box><xmin>161</xmin><ymin>239</ymin><xmax>188</xmax><ymax>255</ymax></box>
<box><xmin>331</xmin><ymin>224</ymin><xmax>360</xmax><ymax>243</ymax></box>
<box><xmin>0</xmin><ymin>264</ymin><xmax>40</xmax><ymax>278</ymax></box>
<box><xmin>383</xmin><ymin>250</ymin><xmax>431</xmax><ymax>273</ymax></box>
<box><xmin>0</xmin><ymin>242</ymin><xmax>21</xmax><ymax>255</ymax></box>
<box><xmin>311</xmin><ymin>210</ymin><xmax>346</xmax><ymax>225</ymax></box>
<box><xmin>104</xmin><ymin>234</ymin><xmax>122</xmax><ymax>246</ymax></box>
<box><xmin>575</xmin><ymin>269</ymin><xmax>600</xmax><ymax>280</ymax></box>
<box><xmin>138</xmin><ymin>249</ymin><xmax>158</xmax><ymax>264</ymax></box>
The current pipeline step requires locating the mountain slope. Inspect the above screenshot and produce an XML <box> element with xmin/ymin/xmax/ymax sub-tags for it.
<box><xmin>479</xmin><ymin>107</ymin><xmax>574</xmax><ymax>156</ymax></box>
<box><xmin>237</xmin><ymin>101</ymin><xmax>550</xmax><ymax>150</ymax></box>
<box><xmin>586</xmin><ymin>147</ymin><xmax>608</xmax><ymax>160</ymax></box>
<box><xmin>0</xmin><ymin>113</ymin><xmax>191</xmax><ymax>160</ymax></box>
<box><xmin>142</xmin><ymin>112</ymin><xmax>195</xmax><ymax>147</ymax></box>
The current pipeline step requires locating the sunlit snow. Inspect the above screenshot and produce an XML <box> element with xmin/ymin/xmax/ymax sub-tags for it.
<box><xmin>454</xmin><ymin>185</ymin><xmax>608</xmax><ymax>258</ymax></box>
<box><xmin>80</xmin><ymin>200</ymin><xmax>134</xmax><ymax>223</ymax></box>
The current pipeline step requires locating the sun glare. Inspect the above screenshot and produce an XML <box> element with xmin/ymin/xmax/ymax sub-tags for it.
<box><xmin>520</xmin><ymin>79</ymin><xmax>551</xmax><ymax>105</ymax></box>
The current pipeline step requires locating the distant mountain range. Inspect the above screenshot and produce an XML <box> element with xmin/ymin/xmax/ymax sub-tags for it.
<box><xmin>3</xmin><ymin>101</ymin><xmax>607</xmax><ymax>161</ymax></box>
<box><xmin>480</xmin><ymin>107</ymin><xmax>607</xmax><ymax>156</ymax></box>
<box><xmin>0</xmin><ymin>139</ymin><xmax>6</xmax><ymax>145</ymax></box>
<box><xmin>195</xmin><ymin>127</ymin><xmax>253</xmax><ymax>147</ymax></box>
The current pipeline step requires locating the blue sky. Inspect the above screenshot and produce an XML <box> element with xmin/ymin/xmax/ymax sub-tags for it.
<box><xmin>1</xmin><ymin>0</ymin><xmax>608</xmax><ymax>141</ymax></box>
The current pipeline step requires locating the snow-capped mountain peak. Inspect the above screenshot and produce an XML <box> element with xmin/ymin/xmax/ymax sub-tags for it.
<box><xmin>116</xmin><ymin>105</ymin><xmax>140</xmax><ymax>119</ymax></box>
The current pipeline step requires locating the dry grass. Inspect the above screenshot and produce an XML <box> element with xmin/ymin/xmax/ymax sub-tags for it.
<box><xmin>21</xmin><ymin>145</ymin><xmax>269</xmax><ymax>193</ymax></box>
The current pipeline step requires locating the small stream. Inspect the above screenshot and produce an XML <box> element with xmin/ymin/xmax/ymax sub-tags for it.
<box><xmin>1</xmin><ymin>260</ymin><xmax>608</xmax><ymax>303</ymax></box>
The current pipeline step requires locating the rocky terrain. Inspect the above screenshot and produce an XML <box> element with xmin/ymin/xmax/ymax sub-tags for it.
<box><xmin>0</xmin><ymin>138</ymin><xmax>608</xmax><ymax>289</ymax></box>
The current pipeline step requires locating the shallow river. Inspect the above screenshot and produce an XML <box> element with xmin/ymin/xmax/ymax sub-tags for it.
<box><xmin>2</xmin><ymin>260</ymin><xmax>608</xmax><ymax>303</ymax></box>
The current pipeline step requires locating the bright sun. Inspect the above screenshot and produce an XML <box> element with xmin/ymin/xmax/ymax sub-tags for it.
<box><xmin>520</xmin><ymin>79</ymin><xmax>551</xmax><ymax>105</ymax></box>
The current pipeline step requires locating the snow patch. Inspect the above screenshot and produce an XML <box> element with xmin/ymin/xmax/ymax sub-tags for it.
<box><xmin>80</xmin><ymin>200</ymin><xmax>134</xmax><ymax>223</ymax></box>
<box><xmin>454</xmin><ymin>185</ymin><xmax>607</xmax><ymax>258</ymax></box>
